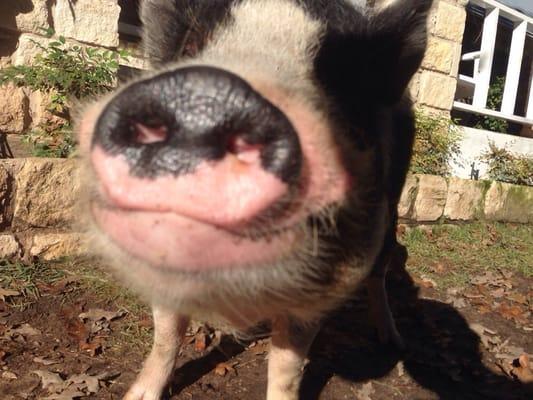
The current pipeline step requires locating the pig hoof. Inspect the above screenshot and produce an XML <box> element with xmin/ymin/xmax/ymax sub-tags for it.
<box><xmin>123</xmin><ymin>383</ymin><xmax>164</xmax><ymax>400</ymax></box>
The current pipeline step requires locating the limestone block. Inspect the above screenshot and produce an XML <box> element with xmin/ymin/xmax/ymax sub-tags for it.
<box><xmin>13</xmin><ymin>159</ymin><xmax>80</xmax><ymax>229</ymax></box>
<box><xmin>398</xmin><ymin>174</ymin><xmax>418</xmax><ymax>219</ymax></box>
<box><xmin>422</xmin><ymin>37</ymin><xmax>454</xmax><ymax>74</ymax></box>
<box><xmin>434</xmin><ymin>2</ymin><xmax>466</xmax><ymax>42</ymax></box>
<box><xmin>27</xmin><ymin>90</ymin><xmax>68</xmax><ymax>131</ymax></box>
<box><xmin>413</xmin><ymin>175</ymin><xmax>447</xmax><ymax>222</ymax></box>
<box><xmin>0</xmin><ymin>31</ymin><xmax>19</xmax><ymax>68</ymax></box>
<box><xmin>0</xmin><ymin>234</ymin><xmax>20</xmax><ymax>259</ymax></box>
<box><xmin>0</xmin><ymin>84</ymin><xmax>30</xmax><ymax>134</ymax></box>
<box><xmin>443</xmin><ymin>177</ymin><xmax>485</xmax><ymax>220</ymax></box>
<box><xmin>484</xmin><ymin>182</ymin><xmax>533</xmax><ymax>224</ymax></box>
<box><xmin>12</xmin><ymin>34</ymin><xmax>51</xmax><ymax>66</ymax></box>
<box><xmin>418</xmin><ymin>72</ymin><xmax>457</xmax><ymax>111</ymax></box>
<box><xmin>53</xmin><ymin>0</ymin><xmax>120</xmax><ymax>47</ymax></box>
<box><xmin>30</xmin><ymin>233</ymin><xmax>87</xmax><ymax>260</ymax></box>
<box><xmin>408</xmin><ymin>72</ymin><xmax>421</xmax><ymax>102</ymax></box>
<box><xmin>0</xmin><ymin>1</ymin><xmax>50</xmax><ymax>34</ymax></box>
<box><xmin>0</xmin><ymin>164</ymin><xmax>14</xmax><ymax>228</ymax></box>
<box><xmin>450</xmin><ymin>42</ymin><xmax>463</xmax><ymax>78</ymax></box>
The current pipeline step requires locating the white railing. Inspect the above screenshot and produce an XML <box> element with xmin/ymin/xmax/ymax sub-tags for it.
<box><xmin>454</xmin><ymin>0</ymin><xmax>533</xmax><ymax>127</ymax></box>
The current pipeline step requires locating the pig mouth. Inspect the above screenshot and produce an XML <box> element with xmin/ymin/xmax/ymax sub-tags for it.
<box><xmin>89</xmin><ymin>195</ymin><xmax>304</xmax><ymax>273</ymax></box>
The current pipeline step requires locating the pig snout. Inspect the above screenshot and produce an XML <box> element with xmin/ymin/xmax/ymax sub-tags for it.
<box><xmin>84</xmin><ymin>66</ymin><xmax>321</xmax><ymax>273</ymax></box>
<box><xmin>91</xmin><ymin>66</ymin><xmax>302</xmax><ymax>228</ymax></box>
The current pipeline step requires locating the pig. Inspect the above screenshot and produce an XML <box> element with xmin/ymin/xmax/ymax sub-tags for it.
<box><xmin>77</xmin><ymin>0</ymin><xmax>433</xmax><ymax>399</ymax></box>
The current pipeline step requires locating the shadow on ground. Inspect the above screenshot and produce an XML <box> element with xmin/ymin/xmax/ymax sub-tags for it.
<box><xmin>152</xmin><ymin>244</ymin><xmax>532</xmax><ymax>399</ymax></box>
<box><xmin>301</xmin><ymin>245</ymin><xmax>533</xmax><ymax>400</ymax></box>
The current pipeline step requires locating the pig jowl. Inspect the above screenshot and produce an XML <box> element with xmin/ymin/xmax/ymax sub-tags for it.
<box><xmin>77</xmin><ymin>1</ymin><xmax>433</xmax><ymax>399</ymax></box>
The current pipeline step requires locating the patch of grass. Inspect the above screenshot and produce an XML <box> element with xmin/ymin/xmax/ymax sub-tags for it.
<box><xmin>59</xmin><ymin>257</ymin><xmax>152</xmax><ymax>351</ymax></box>
<box><xmin>0</xmin><ymin>257</ymin><xmax>151</xmax><ymax>350</ymax></box>
<box><xmin>401</xmin><ymin>222</ymin><xmax>533</xmax><ymax>289</ymax></box>
<box><xmin>0</xmin><ymin>259</ymin><xmax>66</xmax><ymax>308</ymax></box>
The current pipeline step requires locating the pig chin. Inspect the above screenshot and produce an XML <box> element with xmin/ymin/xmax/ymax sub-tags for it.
<box><xmin>90</xmin><ymin>202</ymin><xmax>303</xmax><ymax>273</ymax></box>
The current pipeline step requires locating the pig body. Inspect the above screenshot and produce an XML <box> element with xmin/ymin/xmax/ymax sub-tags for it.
<box><xmin>78</xmin><ymin>0</ymin><xmax>433</xmax><ymax>398</ymax></box>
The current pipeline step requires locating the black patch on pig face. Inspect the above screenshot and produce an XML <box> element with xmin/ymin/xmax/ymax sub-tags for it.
<box><xmin>142</xmin><ymin>0</ymin><xmax>431</xmax><ymax>115</ymax></box>
<box><xmin>310</xmin><ymin>0</ymin><xmax>432</xmax><ymax>106</ymax></box>
<box><xmin>93</xmin><ymin>66</ymin><xmax>302</xmax><ymax>184</ymax></box>
<box><xmin>141</xmin><ymin>0</ymin><xmax>243</xmax><ymax>64</ymax></box>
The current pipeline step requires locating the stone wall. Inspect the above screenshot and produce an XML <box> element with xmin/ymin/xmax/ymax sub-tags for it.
<box><xmin>0</xmin><ymin>85</ymin><xmax>66</xmax><ymax>157</ymax></box>
<box><xmin>0</xmin><ymin>158</ymin><xmax>86</xmax><ymax>260</ymax></box>
<box><xmin>1</xmin><ymin>158</ymin><xmax>532</xmax><ymax>261</ymax></box>
<box><xmin>399</xmin><ymin>174</ymin><xmax>533</xmax><ymax>224</ymax></box>
<box><xmin>0</xmin><ymin>1</ymin><xmax>121</xmax><ymax>65</ymax></box>
<box><xmin>409</xmin><ymin>0</ymin><xmax>468</xmax><ymax>114</ymax></box>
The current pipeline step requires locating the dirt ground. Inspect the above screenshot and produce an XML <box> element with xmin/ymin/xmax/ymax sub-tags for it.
<box><xmin>1</xmin><ymin>224</ymin><xmax>532</xmax><ymax>399</ymax></box>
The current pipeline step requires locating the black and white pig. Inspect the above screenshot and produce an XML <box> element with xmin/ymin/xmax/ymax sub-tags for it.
<box><xmin>78</xmin><ymin>0</ymin><xmax>433</xmax><ymax>398</ymax></box>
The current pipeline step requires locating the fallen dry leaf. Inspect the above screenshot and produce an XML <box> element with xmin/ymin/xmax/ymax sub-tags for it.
<box><xmin>496</xmin><ymin>303</ymin><xmax>528</xmax><ymax>323</ymax></box>
<box><xmin>138</xmin><ymin>314</ymin><xmax>153</xmax><ymax>328</ymax></box>
<box><xmin>354</xmin><ymin>382</ymin><xmax>375</xmax><ymax>400</ymax></box>
<box><xmin>511</xmin><ymin>354</ymin><xmax>533</xmax><ymax>384</ymax></box>
<box><xmin>79</xmin><ymin>336</ymin><xmax>105</xmax><ymax>357</ymax></box>
<box><xmin>214</xmin><ymin>362</ymin><xmax>237</xmax><ymax>377</ymax></box>
<box><xmin>430</xmin><ymin>262</ymin><xmax>447</xmax><ymax>275</ymax></box>
<box><xmin>0</xmin><ymin>288</ymin><xmax>20</xmax><ymax>301</ymax></box>
<box><xmin>65</xmin><ymin>314</ymin><xmax>89</xmax><ymax>346</ymax></box>
<box><xmin>490</xmin><ymin>288</ymin><xmax>505</xmax><ymax>298</ymax></box>
<box><xmin>78</xmin><ymin>309</ymin><xmax>126</xmax><ymax>323</ymax></box>
<box><xmin>8</xmin><ymin>323</ymin><xmax>42</xmax><ymax>338</ymax></box>
<box><xmin>43</xmin><ymin>387</ymin><xmax>85</xmax><ymax>400</ymax></box>
<box><xmin>34</xmin><ymin>356</ymin><xmax>60</xmax><ymax>366</ymax></box>
<box><xmin>33</xmin><ymin>369</ymin><xmax>118</xmax><ymax>398</ymax></box>
<box><xmin>32</xmin><ymin>370</ymin><xmax>64</xmax><ymax>390</ymax></box>
<box><xmin>508</xmin><ymin>292</ymin><xmax>528</xmax><ymax>305</ymax></box>
<box><xmin>194</xmin><ymin>332</ymin><xmax>207</xmax><ymax>352</ymax></box>
<box><xmin>2</xmin><ymin>371</ymin><xmax>17</xmax><ymax>380</ymax></box>
<box><xmin>471</xmin><ymin>271</ymin><xmax>512</xmax><ymax>289</ymax></box>
<box><xmin>469</xmin><ymin>323</ymin><xmax>500</xmax><ymax>350</ymax></box>
<box><xmin>414</xmin><ymin>276</ymin><xmax>436</xmax><ymax>289</ymax></box>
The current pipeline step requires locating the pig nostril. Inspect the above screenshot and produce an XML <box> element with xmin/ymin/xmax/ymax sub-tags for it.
<box><xmin>227</xmin><ymin>136</ymin><xmax>263</xmax><ymax>163</ymax></box>
<box><xmin>133</xmin><ymin>123</ymin><xmax>169</xmax><ymax>145</ymax></box>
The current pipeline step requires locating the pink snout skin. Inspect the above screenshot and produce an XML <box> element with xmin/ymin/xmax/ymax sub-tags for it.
<box><xmin>91</xmin><ymin>205</ymin><xmax>299</xmax><ymax>271</ymax></box>
<box><xmin>91</xmin><ymin>146</ymin><xmax>290</xmax><ymax>229</ymax></box>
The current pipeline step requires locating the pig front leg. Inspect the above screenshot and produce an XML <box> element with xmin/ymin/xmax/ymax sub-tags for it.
<box><xmin>124</xmin><ymin>307</ymin><xmax>190</xmax><ymax>400</ymax></box>
<box><xmin>367</xmin><ymin>274</ymin><xmax>403</xmax><ymax>348</ymax></box>
<box><xmin>367</xmin><ymin>223</ymin><xmax>404</xmax><ymax>349</ymax></box>
<box><xmin>267</xmin><ymin>316</ymin><xmax>320</xmax><ymax>400</ymax></box>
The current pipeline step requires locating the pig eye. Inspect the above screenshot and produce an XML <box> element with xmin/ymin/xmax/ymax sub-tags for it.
<box><xmin>182</xmin><ymin>41</ymin><xmax>201</xmax><ymax>58</ymax></box>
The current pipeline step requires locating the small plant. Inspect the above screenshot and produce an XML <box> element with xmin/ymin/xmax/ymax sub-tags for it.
<box><xmin>474</xmin><ymin>76</ymin><xmax>509</xmax><ymax>133</ymax></box>
<box><xmin>481</xmin><ymin>142</ymin><xmax>533</xmax><ymax>186</ymax></box>
<box><xmin>0</xmin><ymin>35</ymin><xmax>129</xmax><ymax>108</ymax></box>
<box><xmin>22</xmin><ymin>124</ymin><xmax>76</xmax><ymax>158</ymax></box>
<box><xmin>0</xmin><ymin>32</ymin><xmax>128</xmax><ymax>157</ymax></box>
<box><xmin>410</xmin><ymin>110</ymin><xmax>462</xmax><ymax>176</ymax></box>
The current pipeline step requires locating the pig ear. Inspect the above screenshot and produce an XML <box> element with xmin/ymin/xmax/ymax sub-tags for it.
<box><xmin>316</xmin><ymin>0</ymin><xmax>433</xmax><ymax>107</ymax></box>
<box><xmin>141</xmin><ymin>0</ymin><xmax>235</xmax><ymax>66</ymax></box>
<box><xmin>140</xmin><ymin>0</ymin><xmax>184</xmax><ymax>65</ymax></box>
<box><xmin>368</xmin><ymin>0</ymin><xmax>434</xmax><ymax>104</ymax></box>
